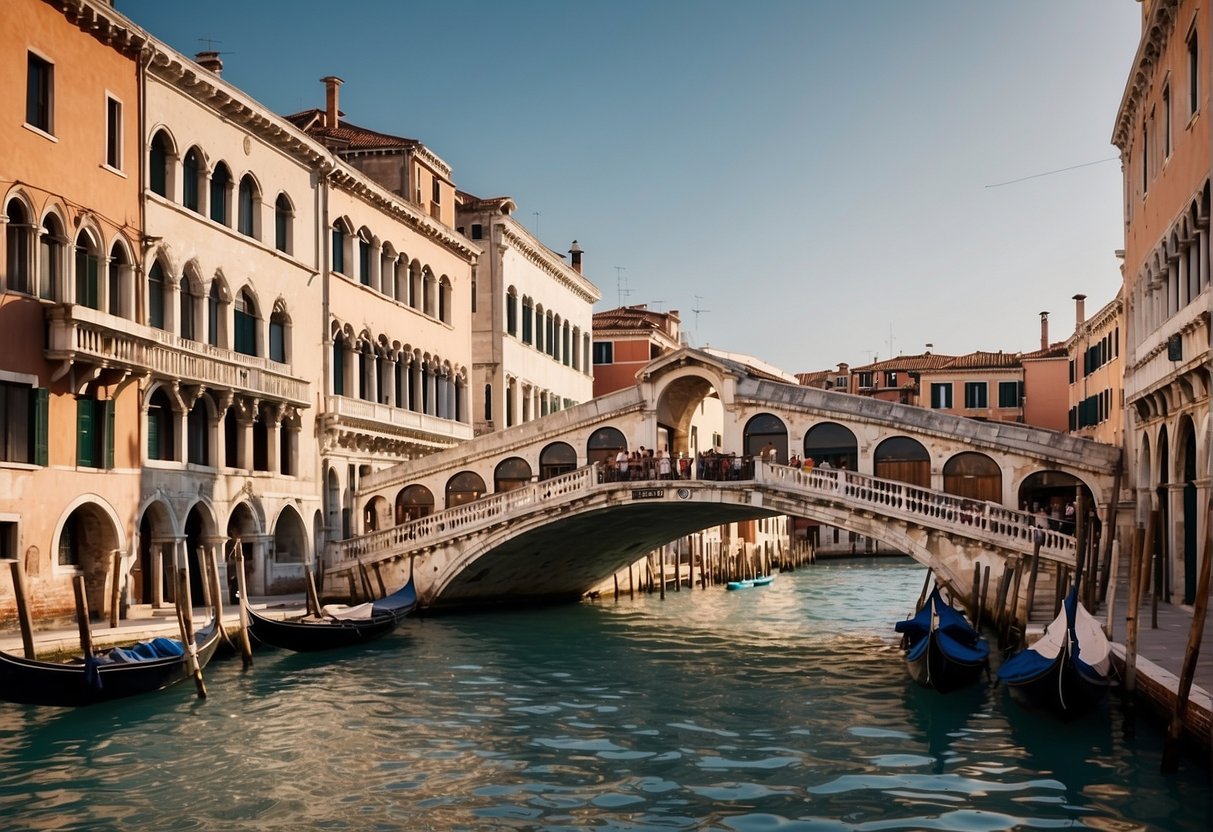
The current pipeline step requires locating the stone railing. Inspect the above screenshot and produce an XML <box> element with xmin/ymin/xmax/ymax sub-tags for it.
<box><xmin>46</xmin><ymin>305</ymin><xmax>310</xmax><ymax>406</ymax></box>
<box><xmin>333</xmin><ymin>461</ymin><xmax>1076</xmax><ymax>572</ymax></box>
<box><xmin>325</xmin><ymin>395</ymin><xmax>474</xmax><ymax>441</ymax></box>
<box><xmin>755</xmin><ymin>463</ymin><xmax>1075</xmax><ymax>564</ymax></box>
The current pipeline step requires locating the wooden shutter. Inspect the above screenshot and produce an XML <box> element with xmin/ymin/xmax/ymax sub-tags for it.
<box><xmin>104</xmin><ymin>399</ymin><xmax>115</xmax><ymax>469</ymax></box>
<box><xmin>77</xmin><ymin>397</ymin><xmax>94</xmax><ymax>467</ymax></box>
<box><xmin>32</xmin><ymin>388</ymin><xmax>49</xmax><ymax>466</ymax></box>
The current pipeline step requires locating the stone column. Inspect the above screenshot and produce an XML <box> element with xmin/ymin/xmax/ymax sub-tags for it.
<box><xmin>410</xmin><ymin>358</ymin><xmax>422</xmax><ymax>413</ymax></box>
<box><xmin>382</xmin><ymin>356</ymin><xmax>397</xmax><ymax>407</ymax></box>
<box><xmin>266</xmin><ymin>404</ymin><xmax>284</xmax><ymax>474</ymax></box>
<box><xmin>426</xmin><ymin>365</ymin><xmax>437</xmax><ymax>416</ymax></box>
<box><xmin>238</xmin><ymin>411</ymin><xmax>254</xmax><ymax>471</ymax></box>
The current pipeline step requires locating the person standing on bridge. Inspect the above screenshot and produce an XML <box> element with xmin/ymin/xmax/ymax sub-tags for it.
<box><xmin>616</xmin><ymin>449</ymin><xmax>628</xmax><ymax>482</ymax></box>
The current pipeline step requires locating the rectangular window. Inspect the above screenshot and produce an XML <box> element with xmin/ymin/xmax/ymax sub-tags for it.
<box><xmin>1142</xmin><ymin>117</ymin><xmax>1149</xmax><ymax>195</ymax></box>
<box><xmin>1189</xmin><ymin>29</ymin><xmax>1200</xmax><ymax>117</ymax></box>
<box><xmin>106</xmin><ymin>96</ymin><xmax>122</xmax><ymax>169</ymax></box>
<box><xmin>592</xmin><ymin>342</ymin><xmax>613</xmax><ymax>365</ymax></box>
<box><xmin>0</xmin><ymin>382</ymin><xmax>38</xmax><ymax>464</ymax></box>
<box><xmin>963</xmin><ymin>381</ymin><xmax>987</xmax><ymax>409</ymax></box>
<box><xmin>471</xmin><ymin>224</ymin><xmax>482</xmax><ymax>240</ymax></box>
<box><xmin>858</xmin><ymin>371</ymin><xmax>873</xmax><ymax>388</ymax></box>
<box><xmin>432</xmin><ymin>179</ymin><xmax>441</xmax><ymax>204</ymax></box>
<box><xmin>1163</xmin><ymin>83</ymin><xmax>1172</xmax><ymax>159</ymax></box>
<box><xmin>929</xmin><ymin>382</ymin><xmax>952</xmax><ymax>409</ymax></box>
<box><xmin>26</xmin><ymin>53</ymin><xmax>53</xmax><ymax>134</ymax></box>
<box><xmin>332</xmin><ymin>228</ymin><xmax>345</xmax><ymax>274</ymax></box>
<box><xmin>0</xmin><ymin>521</ymin><xmax>16</xmax><ymax>561</ymax></box>
<box><xmin>76</xmin><ymin>397</ymin><xmax>112</xmax><ymax>468</ymax></box>
<box><xmin>997</xmin><ymin>380</ymin><xmax>1022</xmax><ymax>409</ymax></box>
<box><xmin>359</xmin><ymin>238</ymin><xmax>371</xmax><ymax>286</ymax></box>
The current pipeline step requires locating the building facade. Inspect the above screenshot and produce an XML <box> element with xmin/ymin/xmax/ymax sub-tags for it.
<box><xmin>1113</xmin><ymin>0</ymin><xmax>1211</xmax><ymax>604</ymax></box>
<box><xmin>591</xmin><ymin>304</ymin><xmax>683</xmax><ymax>397</ymax></box>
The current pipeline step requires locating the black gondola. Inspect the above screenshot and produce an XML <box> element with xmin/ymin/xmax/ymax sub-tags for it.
<box><xmin>246</xmin><ymin>576</ymin><xmax>417</xmax><ymax>652</ymax></box>
<box><xmin>996</xmin><ymin>584</ymin><xmax>1111</xmax><ymax>718</ymax></box>
<box><xmin>0</xmin><ymin>615</ymin><xmax>222</xmax><ymax>708</ymax></box>
<box><xmin>894</xmin><ymin>587</ymin><xmax>990</xmax><ymax>693</ymax></box>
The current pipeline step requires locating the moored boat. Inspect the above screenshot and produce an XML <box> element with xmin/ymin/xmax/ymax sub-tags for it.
<box><xmin>996</xmin><ymin>585</ymin><xmax>1111</xmax><ymax>719</ymax></box>
<box><xmin>726</xmin><ymin>579</ymin><xmax>754</xmax><ymax>591</ymax></box>
<box><xmin>0</xmin><ymin>615</ymin><xmax>222</xmax><ymax>707</ymax></box>
<box><xmin>894</xmin><ymin>587</ymin><xmax>989</xmax><ymax>692</ymax></box>
<box><xmin>247</xmin><ymin>576</ymin><xmax>417</xmax><ymax>652</ymax></box>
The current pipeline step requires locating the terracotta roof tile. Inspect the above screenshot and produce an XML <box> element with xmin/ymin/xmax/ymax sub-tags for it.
<box><xmin>284</xmin><ymin>109</ymin><xmax>419</xmax><ymax>151</ymax></box>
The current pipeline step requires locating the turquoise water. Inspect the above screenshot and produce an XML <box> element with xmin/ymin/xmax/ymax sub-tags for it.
<box><xmin>0</xmin><ymin>558</ymin><xmax>1208</xmax><ymax>831</ymax></box>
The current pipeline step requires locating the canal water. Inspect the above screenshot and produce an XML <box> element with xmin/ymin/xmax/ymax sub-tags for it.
<box><xmin>0</xmin><ymin>558</ymin><xmax>1208</xmax><ymax>831</ymax></box>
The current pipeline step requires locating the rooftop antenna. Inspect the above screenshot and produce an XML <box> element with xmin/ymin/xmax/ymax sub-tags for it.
<box><xmin>887</xmin><ymin>324</ymin><xmax>895</xmax><ymax>358</ymax></box>
<box><xmin>615</xmin><ymin>266</ymin><xmax>632</xmax><ymax>307</ymax></box>
<box><xmin>692</xmin><ymin>295</ymin><xmax>710</xmax><ymax>334</ymax></box>
<box><xmin>198</xmin><ymin>36</ymin><xmax>223</xmax><ymax>51</ymax></box>
<box><xmin>532</xmin><ymin>212</ymin><xmax>541</xmax><ymax>237</ymax></box>
<box><xmin>650</xmin><ymin>300</ymin><xmax>665</xmax><ymax>312</ymax></box>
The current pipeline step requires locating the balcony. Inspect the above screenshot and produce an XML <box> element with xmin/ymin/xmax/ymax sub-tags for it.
<box><xmin>323</xmin><ymin>394</ymin><xmax>473</xmax><ymax>454</ymax></box>
<box><xmin>46</xmin><ymin>304</ymin><xmax>310</xmax><ymax>407</ymax></box>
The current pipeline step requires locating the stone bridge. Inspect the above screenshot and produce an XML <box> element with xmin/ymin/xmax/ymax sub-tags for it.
<box><xmin>325</xmin><ymin>348</ymin><xmax>1122</xmax><ymax>611</ymax></box>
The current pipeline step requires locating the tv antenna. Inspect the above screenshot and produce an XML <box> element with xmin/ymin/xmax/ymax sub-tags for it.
<box><xmin>692</xmin><ymin>295</ymin><xmax>710</xmax><ymax>334</ymax></box>
<box><xmin>650</xmin><ymin>300</ymin><xmax>665</xmax><ymax>312</ymax></box>
<box><xmin>532</xmin><ymin>212</ymin><xmax>541</xmax><ymax>237</ymax></box>
<box><xmin>615</xmin><ymin>266</ymin><xmax>632</xmax><ymax>307</ymax></box>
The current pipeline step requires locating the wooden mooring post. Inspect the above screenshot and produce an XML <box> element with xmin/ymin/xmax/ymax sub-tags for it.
<box><xmin>109</xmin><ymin>549</ymin><xmax>122</xmax><ymax>629</ymax></box>
<box><xmin>1122</xmin><ymin>524</ymin><xmax>1147</xmax><ymax>738</ymax></box>
<box><xmin>175</xmin><ymin>567</ymin><xmax>206</xmax><ymax>699</ymax></box>
<box><xmin>234</xmin><ymin>541</ymin><xmax>254</xmax><ymax>669</ymax></box>
<box><xmin>7</xmin><ymin>559</ymin><xmax>36</xmax><ymax>659</ymax></box>
<box><xmin>72</xmin><ymin>575</ymin><xmax>94</xmax><ymax>662</ymax></box>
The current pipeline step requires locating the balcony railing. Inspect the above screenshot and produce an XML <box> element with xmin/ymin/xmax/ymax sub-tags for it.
<box><xmin>46</xmin><ymin>304</ymin><xmax>310</xmax><ymax>406</ymax></box>
<box><xmin>324</xmin><ymin>395</ymin><xmax>474</xmax><ymax>442</ymax></box>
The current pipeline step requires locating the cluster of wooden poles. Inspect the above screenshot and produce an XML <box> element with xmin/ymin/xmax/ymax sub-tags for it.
<box><xmin>606</xmin><ymin>538</ymin><xmax>817</xmax><ymax>600</ymax></box>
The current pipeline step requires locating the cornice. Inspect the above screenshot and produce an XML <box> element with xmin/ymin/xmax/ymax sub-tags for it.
<box><xmin>1112</xmin><ymin>0</ymin><xmax>1181</xmax><ymax>149</ymax></box>
<box><xmin>497</xmin><ymin>221</ymin><xmax>602</xmax><ymax>304</ymax></box>
<box><xmin>1128</xmin><ymin>309</ymin><xmax>1210</xmax><ymax>372</ymax></box>
<box><xmin>409</xmin><ymin>145</ymin><xmax>453</xmax><ymax>181</ymax></box>
<box><xmin>52</xmin><ymin>0</ymin><xmax>150</xmax><ymax>57</ymax></box>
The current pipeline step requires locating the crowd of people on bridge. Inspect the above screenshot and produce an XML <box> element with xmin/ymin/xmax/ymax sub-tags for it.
<box><xmin>596</xmin><ymin>443</ymin><xmax>844</xmax><ymax>484</ymax></box>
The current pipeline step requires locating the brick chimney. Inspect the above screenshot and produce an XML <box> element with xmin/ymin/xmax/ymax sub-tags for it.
<box><xmin>568</xmin><ymin>240</ymin><xmax>583</xmax><ymax>274</ymax></box>
<box><xmin>322</xmin><ymin>76</ymin><xmax>344</xmax><ymax>129</ymax></box>
<box><xmin>1039</xmin><ymin>311</ymin><xmax>1049</xmax><ymax>350</ymax></box>
<box><xmin>196</xmin><ymin>51</ymin><xmax>223</xmax><ymax>76</ymax></box>
<box><xmin>1072</xmin><ymin>293</ymin><xmax>1087</xmax><ymax>329</ymax></box>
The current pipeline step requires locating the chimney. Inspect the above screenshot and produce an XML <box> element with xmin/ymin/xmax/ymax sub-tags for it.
<box><xmin>322</xmin><ymin>76</ymin><xmax>344</xmax><ymax>129</ymax></box>
<box><xmin>1039</xmin><ymin>311</ymin><xmax>1049</xmax><ymax>350</ymax></box>
<box><xmin>568</xmin><ymin>240</ymin><xmax>583</xmax><ymax>274</ymax></box>
<box><xmin>196</xmin><ymin>51</ymin><xmax>223</xmax><ymax>76</ymax></box>
<box><xmin>1072</xmin><ymin>293</ymin><xmax>1087</xmax><ymax>329</ymax></box>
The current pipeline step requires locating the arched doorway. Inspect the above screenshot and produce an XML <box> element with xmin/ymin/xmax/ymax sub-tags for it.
<box><xmin>494</xmin><ymin>457</ymin><xmax>533</xmax><ymax>492</ymax></box>
<box><xmin>446</xmin><ymin>471</ymin><xmax>487</xmax><ymax>508</ymax></box>
<box><xmin>804</xmin><ymin>422</ymin><xmax>858</xmax><ymax>470</ymax></box>
<box><xmin>227</xmin><ymin>502</ymin><xmax>261</xmax><ymax>596</ymax></box>
<box><xmin>183</xmin><ymin>503</ymin><xmax>213</xmax><ymax>606</ymax></box>
<box><xmin>874</xmin><ymin>436</ymin><xmax>930</xmax><ymax>487</ymax></box>
<box><xmin>364</xmin><ymin>496</ymin><xmax>389</xmax><ymax>532</ymax></box>
<box><xmin>56</xmin><ymin>502</ymin><xmax>121</xmax><ymax>619</ymax></box>
<box><xmin>136</xmin><ymin>501</ymin><xmax>174</xmax><ymax>606</ymax></box>
<box><xmin>942</xmin><ymin>452</ymin><xmax>1002</xmax><ymax>503</ymax></box>
<box><xmin>586</xmin><ymin>427</ymin><xmax>627</xmax><ymax>468</ymax></box>
<box><xmin>743</xmin><ymin>413</ymin><xmax>788</xmax><ymax>463</ymax></box>
<box><xmin>539</xmin><ymin>442</ymin><xmax>577</xmax><ymax>480</ymax></box>
<box><xmin>395</xmin><ymin>485</ymin><xmax>434</xmax><ymax>523</ymax></box>
<box><xmin>1178</xmin><ymin>416</ymin><xmax>1197</xmax><ymax>603</ymax></box>
<box><xmin>1157</xmin><ymin>426</ymin><xmax>1171</xmax><ymax>598</ymax></box>
<box><xmin>1017</xmin><ymin>471</ymin><xmax>1093</xmax><ymax>534</ymax></box>
<box><xmin>273</xmin><ymin>505</ymin><xmax>308</xmax><ymax>565</ymax></box>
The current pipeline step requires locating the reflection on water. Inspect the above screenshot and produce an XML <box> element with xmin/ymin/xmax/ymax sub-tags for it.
<box><xmin>0</xmin><ymin>558</ymin><xmax>1207</xmax><ymax>831</ymax></box>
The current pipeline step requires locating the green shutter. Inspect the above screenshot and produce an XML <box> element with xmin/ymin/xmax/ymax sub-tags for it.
<box><xmin>104</xmin><ymin>399</ymin><xmax>115</xmax><ymax>469</ymax></box>
<box><xmin>77</xmin><ymin>397</ymin><xmax>95</xmax><ymax>467</ymax></box>
<box><xmin>32</xmin><ymin>388</ymin><xmax>49</xmax><ymax>466</ymax></box>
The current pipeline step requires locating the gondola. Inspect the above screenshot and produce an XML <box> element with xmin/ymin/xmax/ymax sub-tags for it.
<box><xmin>996</xmin><ymin>584</ymin><xmax>1111</xmax><ymax>718</ymax></box>
<box><xmin>0</xmin><ymin>614</ymin><xmax>222</xmax><ymax>707</ymax></box>
<box><xmin>246</xmin><ymin>576</ymin><xmax>417</xmax><ymax>652</ymax></box>
<box><xmin>894</xmin><ymin>587</ymin><xmax>989</xmax><ymax>692</ymax></box>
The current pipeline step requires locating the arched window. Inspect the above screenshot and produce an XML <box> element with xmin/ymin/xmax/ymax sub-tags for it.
<box><xmin>423</xmin><ymin>270</ymin><xmax>436</xmax><ymax>316</ymax></box>
<box><xmin>107</xmin><ymin>241</ymin><xmax>128</xmax><ymax>316</ymax></box>
<box><xmin>237</xmin><ymin>175</ymin><xmax>258</xmax><ymax>238</ymax></box>
<box><xmin>494</xmin><ymin>457</ymin><xmax>532</xmax><ymax>492</ymax></box>
<box><xmin>803</xmin><ymin>421</ymin><xmax>858</xmax><ymax>470</ymax></box>
<box><xmin>182</xmin><ymin>147</ymin><xmax>201</xmax><ymax>212</ymax></box>
<box><xmin>545</xmin><ymin>311</ymin><xmax>555</xmax><ymax>357</ymax></box>
<box><xmin>4</xmin><ymin>200</ymin><xmax>33</xmax><ymax>294</ymax></box>
<box><xmin>539</xmin><ymin>441</ymin><xmax>577</xmax><ymax>480</ymax></box>
<box><xmin>439</xmin><ymin>277</ymin><xmax>451</xmax><ymax>323</ymax></box>
<box><xmin>332</xmin><ymin>333</ymin><xmax>347</xmax><ymax>396</ymax></box>
<box><xmin>942</xmin><ymin>452</ymin><xmax>1001</xmax><ymax>503</ymax></box>
<box><xmin>274</xmin><ymin>193</ymin><xmax>292</xmax><ymax>254</ymax></box>
<box><xmin>331</xmin><ymin>222</ymin><xmax>346</xmax><ymax>274</ymax></box>
<box><xmin>562</xmin><ymin>321</ymin><xmax>571</xmax><ymax>366</ymax></box>
<box><xmin>179</xmin><ymin>276</ymin><xmax>197</xmax><ymax>340</ymax></box>
<box><xmin>571</xmin><ymin>327</ymin><xmax>580</xmax><ymax>370</ymax></box>
<box><xmin>445</xmin><ymin>471</ymin><xmax>487</xmax><ymax>509</ymax></box>
<box><xmin>521</xmin><ymin>296</ymin><xmax>533</xmax><ymax>344</ymax></box>
<box><xmin>147</xmin><ymin>261</ymin><xmax>166</xmax><ymax>329</ymax></box>
<box><xmin>743</xmin><ymin>413</ymin><xmax>788</xmax><ymax>463</ymax></box>
<box><xmin>147</xmin><ymin>387</ymin><xmax>175</xmax><ymax>461</ymax></box>
<box><xmin>409</xmin><ymin>263</ymin><xmax>422</xmax><ymax>309</ymax></box>
<box><xmin>187</xmin><ymin>395</ymin><xmax>210</xmax><ymax>466</ymax></box>
<box><xmin>73</xmin><ymin>230</ymin><xmax>100</xmax><ymax>310</ymax></box>
<box><xmin>484</xmin><ymin>383</ymin><xmax>492</xmax><ymax>422</ymax></box>
<box><xmin>534</xmin><ymin>305</ymin><xmax>544</xmax><ymax>352</ymax></box>
<box><xmin>873</xmin><ymin>436</ymin><xmax>930</xmax><ymax>487</ymax></box>
<box><xmin>39</xmin><ymin>214</ymin><xmax>65</xmax><ymax>301</ymax></box>
<box><xmin>269</xmin><ymin>308</ymin><xmax>288</xmax><ymax>363</ymax></box>
<box><xmin>207</xmin><ymin>281</ymin><xmax>223</xmax><ymax>346</ymax></box>
<box><xmin>210</xmin><ymin>162</ymin><xmax>231</xmax><ymax>225</ymax></box>
<box><xmin>358</xmin><ymin>232</ymin><xmax>372</xmax><ymax>286</ymax></box>
<box><xmin>586</xmin><ymin>426</ymin><xmax>627</xmax><ymax>467</ymax></box>
<box><xmin>506</xmin><ymin>287</ymin><xmax>518</xmax><ymax>336</ymax></box>
<box><xmin>234</xmin><ymin>289</ymin><xmax>257</xmax><ymax>356</ymax></box>
<box><xmin>149</xmin><ymin>130</ymin><xmax>171</xmax><ymax>198</ymax></box>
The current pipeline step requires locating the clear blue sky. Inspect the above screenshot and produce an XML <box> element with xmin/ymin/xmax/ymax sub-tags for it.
<box><xmin>118</xmin><ymin>0</ymin><xmax>1142</xmax><ymax>374</ymax></box>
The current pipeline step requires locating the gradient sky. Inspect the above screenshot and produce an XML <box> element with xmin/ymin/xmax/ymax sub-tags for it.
<box><xmin>118</xmin><ymin>0</ymin><xmax>1143</xmax><ymax>375</ymax></box>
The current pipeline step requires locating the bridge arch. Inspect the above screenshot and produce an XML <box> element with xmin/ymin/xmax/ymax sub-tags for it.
<box><xmin>743</xmin><ymin>413</ymin><xmax>787</xmax><ymax>463</ymax></box>
<box><xmin>539</xmin><ymin>442</ymin><xmax>577</xmax><ymax>480</ymax></box>
<box><xmin>653</xmin><ymin>371</ymin><xmax>720</xmax><ymax>457</ymax></box>
<box><xmin>494</xmin><ymin>457</ymin><xmax>533</xmax><ymax>492</ymax></box>
<box><xmin>446</xmin><ymin>471</ymin><xmax>487</xmax><ymax>509</ymax></box>
<box><xmin>873</xmin><ymin>436</ymin><xmax>930</xmax><ymax>486</ymax></box>
<box><xmin>364</xmin><ymin>495</ymin><xmax>389</xmax><ymax>532</ymax></box>
<box><xmin>942</xmin><ymin>451</ymin><xmax>1002</xmax><ymax>503</ymax></box>
<box><xmin>803</xmin><ymin>422</ymin><xmax>858</xmax><ymax>470</ymax></box>
<box><xmin>395</xmin><ymin>485</ymin><xmax>434</xmax><ymax>524</ymax></box>
<box><xmin>587</xmin><ymin>426</ymin><xmax>627</xmax><ymax>467</ymax></box>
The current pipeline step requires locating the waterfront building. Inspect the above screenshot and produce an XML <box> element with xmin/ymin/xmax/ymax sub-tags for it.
<box><xmin>591</xmin><ymin>304</ymin><xmax>683</xmax><ymax>398</ymax></box>
<box><xmin>455</xmin><ymin>193</ymin><xmax>599</xmax><ymax>435</ymax></box>
<box><xmin>1112</xmin><ymin>0</ymin><xmax>1211</xmax><ymax>604</ymax></box>
<box><xmin>0</xmin><ymin>0</ymin><xmax>144</xmax><ymax>620</ymax></box>
<box><xmin>1064</xmin><ymin>292</ymin><xmax>1125</xmax><ymax>449</ymax></box>
<box><xmin>795</xmin><ymin>364</ymin><xmax>851</xmax><ymax>392</ymax></box>
<box><xmin>286</xmin><ymin>80</ymin><xmax>478</xmax><ymax>536</ymax></box>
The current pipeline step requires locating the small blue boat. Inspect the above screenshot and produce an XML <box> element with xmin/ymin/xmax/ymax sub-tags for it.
<box><xmin>751</xmin><ymin>575</ymin><xmax>775</xmax><ymax>587</ymax></box>
<box><xmin>726</xmin><ymin>580</ymin><xmax>754</xmax><ymax>591</ymax></box>
<box><xmin>894</xmin><ymin>587</ymin><xmax>989</xmax><ymax>692</ymax></box>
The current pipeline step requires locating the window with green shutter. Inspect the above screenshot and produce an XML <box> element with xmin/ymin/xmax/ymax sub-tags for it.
<box><xmin>76</xmin><ymin>396</ymin><xmax>96</xmax><ymax>468</ymax></box>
